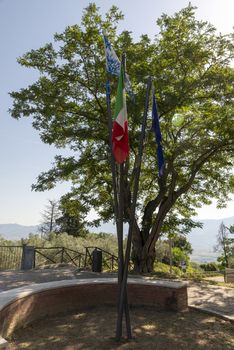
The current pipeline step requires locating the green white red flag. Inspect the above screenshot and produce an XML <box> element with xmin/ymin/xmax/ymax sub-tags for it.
<box><xmin>112</xmin><ymin>65</ymin><xmax>129</xmax><ymax>164</ymax></box>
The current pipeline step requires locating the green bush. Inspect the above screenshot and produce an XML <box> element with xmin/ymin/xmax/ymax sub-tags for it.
<box><xmin>153</xmin><ymin>261</ymin><xmax>183</xmax><ymax>278</ymax></box>
<box><xmin>172</xmin><ymin>247</ymin><xmax>189</xmax><ymax>267</ymax></box>
<box><xmin>189</xmin><ymin>261</ymin><xmax>203</xmax><ymax>271</ymax></box>
<box><xmin>20</xmin><ymin>232</ymin><xmax>118</xmax><ymax>256</ymax></box>
<box><xmin>228</xmin><ymin>256</ymin><xmax>234</xmax><ymax>268</ymax></box>
<box><xmin>200</xmin><ymin>262</ymin><xmax>219</xmax><ymax>271</ymax></box>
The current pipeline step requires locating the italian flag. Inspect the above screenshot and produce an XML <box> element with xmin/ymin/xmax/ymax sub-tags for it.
<box><xmin>112</xmin><ymin>66</ymin><xmax>129</xmax><ymax>164</ymax></box>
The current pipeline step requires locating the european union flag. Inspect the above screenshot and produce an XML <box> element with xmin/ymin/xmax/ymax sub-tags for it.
<box><xmin>152</xmin><ymin>95</ymin><xmax>164</xmax><ymax>177</ymax></box>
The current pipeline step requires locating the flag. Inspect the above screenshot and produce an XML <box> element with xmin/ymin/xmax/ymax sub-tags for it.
<box><xmin>112</xmin><ymin>65</ymin><xmax>129</xmax><ymax>164</ymax></box>
<box><xmin>103</xmin><ymin>33</ymin><xmax>121</xmax><ymax>76</ymax></box>
<box><xmin>152</xmin><ymin>95</ymin><xmax>164</xmax><ymax>176</ymax></box>
<box><xmin>103</xmin><ymin>33</ymin><xmax>134</xmax><ymax>99</ymax></box>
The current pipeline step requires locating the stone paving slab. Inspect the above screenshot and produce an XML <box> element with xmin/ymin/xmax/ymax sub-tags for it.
<box><xmin>0</xmin><ymin>267</ymin><xmax>78</xmax><ymax>292</ymax></box>
<box><xmin>187</xmin><ymin>282</ymin><xmax>234</xmax><ymax>322</ymax></box>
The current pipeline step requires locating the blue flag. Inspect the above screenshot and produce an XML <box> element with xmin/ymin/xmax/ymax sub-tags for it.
<box><xmin>103</xmin><ymin>33</ymin><xmax>134</xmax><ymax>99</ymax></box>
<box><xmin>152</xmin><ymin>95</ymin><xmax>164</xmax><ymax>177</ymax></box>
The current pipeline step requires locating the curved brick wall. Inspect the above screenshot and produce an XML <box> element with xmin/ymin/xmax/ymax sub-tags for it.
<box><xmin>0</xmin><ymin>279</ymin><xmax>188</xmax><ymax>340</ymax></box>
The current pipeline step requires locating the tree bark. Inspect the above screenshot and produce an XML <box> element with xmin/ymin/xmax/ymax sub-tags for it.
<box><xmin>132</xmin><ymin>224</ymin><xmax>159</xmax><ymax>273</ymax></box>
<box><xmin>138</xmin><ymin>246</ymin><xmax>156</xmax><ymax>273</ymax></box>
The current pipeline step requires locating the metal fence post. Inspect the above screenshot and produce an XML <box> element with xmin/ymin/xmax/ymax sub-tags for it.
<box><xmin>21</xmin><ymin>245</ymin><xmax>35</xmax><ymax>270</ymax></box>
<box><xmin>92</xmin><ymin>249</ymin><xmax>102</xmax><ymax>272</ymax></box>
<box><xmin>84</xmin><ymin>247</ymin><xmax>88</xmax><ymax>268</ymax></box>
<box><xmin>61</xmin><ymin>247</ymin><xmax>65</xmax><ymax>263</ymax></box>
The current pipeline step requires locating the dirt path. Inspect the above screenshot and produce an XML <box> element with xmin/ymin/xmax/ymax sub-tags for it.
<box><xmin>187</xmin><ymin>281</ymin><xmax>234</xmax><ymax>321</ymax></box>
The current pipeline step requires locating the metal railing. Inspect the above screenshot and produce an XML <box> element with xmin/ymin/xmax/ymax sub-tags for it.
<box><xmin>84</xmin><ymin>246</ymin><xmax>118</xmax><ymax>271</ymax></box>
<box><xmin>0</xmin><ymin>245</ymin><xmax>119</xmax><ymax>271</ymax></box>
<box><xmin>0</xmin><ymin>245</ymin><xmax>23</xmax><ymax>270</ymax></box>
<box><xmin>34</xmin><ymin>246</ymin><xmax>86</xmax><ymax>268</ymax></box>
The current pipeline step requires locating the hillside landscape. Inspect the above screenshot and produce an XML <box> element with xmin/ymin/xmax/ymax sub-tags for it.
<box><xmin>188</xmin><ymin>216</ymin><xmax>234</xmax><ymax>262</ymax></box>
<box><xmin>0</xmin><ymin>216</ymin><xmax>233</xmax><ymax>263</ymax></box>
<box><xmin>0</xmin><ymin>224</ymin><xmax>39</xmax><ymax>241</ymax></box>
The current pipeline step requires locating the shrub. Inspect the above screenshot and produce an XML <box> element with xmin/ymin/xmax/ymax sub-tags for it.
<box><xmin>172</xmin><ymin>247</ymin><xmax>189</xmax><ymax>267</ymax></box>
<box><xmin>228</xmin><ymin>256</ymin><xmax>234</xmax><ymax>268</ymax></box>
<box><xmin>153</xmin><ymin>261</ymin><xmax>183</xmax><ymax>278</ymax></box>
<box><xmin>200</xmin><ymin>262</ymin><xmax>219</xmax><ymax>271</ymax></box>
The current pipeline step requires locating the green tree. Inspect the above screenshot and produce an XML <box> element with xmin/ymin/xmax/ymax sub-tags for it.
<box><xmin>173</xmin><ymin>235</ymin><xmax>193</xmax><ymax>255</ymax></box>
<box><xmin>215</xmin><ymin>222</ymin><xmax>234</xmax><ymax>267</ymax></box>
<box><xmin>39</xmin><ymin>199</ymin><xmax>60</xmax><ymax>236</ymax></box>
<box><xmin>56</xmin><ymin>195</ymin><xmax>89</xmax><ymax>237</ymax></box>
<box><xmin>10</xmin><ymin>4</ymin><xmax>234</xmax><ymax>272</ymax></box>
<box><xmin>160</xmin><ymin>235</ymin><xmax>192</xmax><ymax>268</ymax></box>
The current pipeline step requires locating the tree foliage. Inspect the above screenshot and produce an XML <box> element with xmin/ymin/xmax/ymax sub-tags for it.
<box><xmin>21</xmin><ymin>231</ymin><xmax>119</xmax><ymax>257</ymax></box>
<box><xmin>10</xmin><ymin>4</ymin><xmax>234</xmax><ymax>271</ymax></box>
<box><xmin>56</xmin><ymin>195</ymin><xmax>89</xmax><ymax>237</ymax></box>
<box><xmin>215</xmin><ymin>222</ymin><xmax>234</xmax><ymax>267</ymax></box>
<box><xmin>173</xmin><ymin>235</ymin><xmax>193</xmax><ymax>255</ymax></box>
<box><xmin>160</xmin><ymin>235</ymin><xmax>192</xmax><ymax>268</ymax></box>
<box><xmin>39</xmin><ymin>199</ymin><xmax>60</xmax><ymax>236</ymax></box>
<box><xmin>39</xmin><ymin>197</ymin><xmax>89</xmax><ymax>237</ymax></box>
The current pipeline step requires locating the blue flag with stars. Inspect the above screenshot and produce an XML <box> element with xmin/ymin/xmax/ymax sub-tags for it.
<box><xmin>152</xmin><ymin>95</ymin><xmax>164</xmax><ymax>177</ymax></box>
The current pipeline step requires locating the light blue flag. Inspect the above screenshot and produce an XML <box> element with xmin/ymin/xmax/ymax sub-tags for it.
<box><xmin>103</xmin><ymin>34</ymin><xmax>121</xmax><ymax>76</ymax></box>
<box><xmin>103</xmin><ymin>33</ymin><xmax>134</xmax><ymax>100</ymax></box>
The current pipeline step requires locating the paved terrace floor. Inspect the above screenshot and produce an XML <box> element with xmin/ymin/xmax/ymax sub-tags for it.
<box><xmin>0</xmin><ymin>266</ymin><xmax>233</xmax><ymax>322</ymax></box>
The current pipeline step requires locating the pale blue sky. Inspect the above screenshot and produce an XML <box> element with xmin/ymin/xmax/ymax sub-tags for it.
<box><xmin>0</xmin><ymin>0</ymin><xmax>233</xmax><ymax>225</ymax></box>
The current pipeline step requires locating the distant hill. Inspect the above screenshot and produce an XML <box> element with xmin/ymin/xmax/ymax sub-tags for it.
<box><xmin>188</xmin><ymin>216</ymin><xmax>234</xmax><ymax>263</ymax></box>
<box><xmin>0</xmin><ymin>224</ymin><xmax>39</xmax><ymax>241</ymax></box>
<box><xmin>94</xmin><ymin>217</ymin><xmax>234</xmax><ymax>263</ymax></box>
<box><xmin>0</xmin><ymin>216</ymin><xmax>233</xmax><ymax>263</ymax></box>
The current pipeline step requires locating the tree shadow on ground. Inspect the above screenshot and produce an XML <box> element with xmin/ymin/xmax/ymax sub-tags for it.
<box><xmin>9</xmin><ymin>306</ymin><xmax>234</xmax><ymax>350</ymax></box>
<box><xmin>188</xmin><ymin>283</ymin><xmax>234</xmax><ymax>316</ymax></box>
<box><xmin>0</xmin><ymin>267</ymin><xmax>77</xmax><ymax>291</ymax></box>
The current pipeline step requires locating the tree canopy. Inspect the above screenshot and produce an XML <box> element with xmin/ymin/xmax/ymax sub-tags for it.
<box><xmin>10</xmin><ymin>4</ymin><xmax>234</xmax><ymax>271</ymax></box>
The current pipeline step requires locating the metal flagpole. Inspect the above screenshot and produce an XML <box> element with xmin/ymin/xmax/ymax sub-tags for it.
<box><xmin>116</xmin><ymin>162</ymin><xmax>124</xmax><ymax>339</ymax></box>
<box><xmin>105</xmin><ymin>79</ymin><xmax>123</xmax><ymax>301</ymax></box>
<box><xmin>105</xmin><ymin>78</ymin><xmax>131</xmax><ymax>341</ymax></box>
<box><xmin>115</xmin><ymin>162</ymin><xmax>132</xmax><ymax>341</ymax></box>
<box><xmin>115</xmin><ymin>56</ymin><xmax>133</xmax><ymax>342</ymax></box>
<box><xmin>103</xmin><ymin>33</ymin><xmax>131</xmax><ymax>341</ymax></box>
<box><xmin>116</xmin><ymin>77</ymin><xmax>152</xmax><ymax>338</ymax></box>
<box><xmin>105</xmin><ymin>80</ymin><xmax>119</xmax><ymax>229</ymax></box>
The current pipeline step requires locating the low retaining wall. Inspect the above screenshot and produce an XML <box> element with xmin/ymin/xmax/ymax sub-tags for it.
<box><xmin>0</xmin><ymin>278</ymin><xmax>187</xmax><ymax>345</ymax></box>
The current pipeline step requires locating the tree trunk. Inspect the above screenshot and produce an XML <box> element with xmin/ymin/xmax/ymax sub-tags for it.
<box><xmin>132</xmin><ymin>243</ymin><xmax>156</xmax><ymax>273</ymax></box>
<box><xmin>131</xmin><ymin>192</ymin><xmax>176</xmax><ymax>273</ymax></box>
